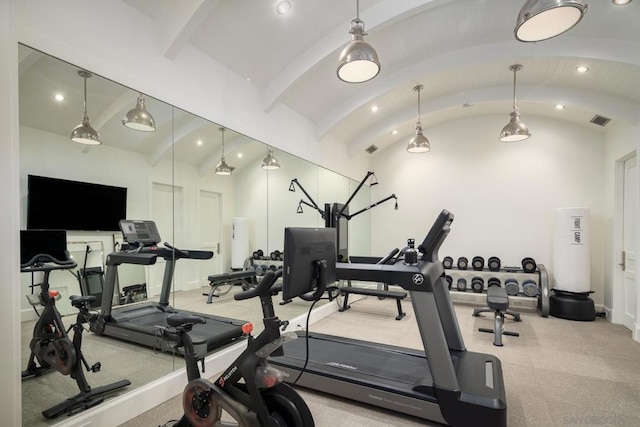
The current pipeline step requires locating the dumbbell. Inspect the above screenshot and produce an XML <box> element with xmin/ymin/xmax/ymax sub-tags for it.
<box><xmin>457</xmin><ymin>257</ymin><xmax>469</xmax><ymax>270</ymax></box>
<box><xmin>445</xmin><ymin>275</ymin><xmax>453</xmax><ymax>290</ymax></box>
<box><xmin>443</xmin><ymin>256</ymin><xmax>453</xmax><ymax>269</ymax></box>
<box><xmin>505</xmin><ymin>278</ymin><xmax>520</xmax><ymax>296</ymax></box>
<box><xmin>456</xmin><ymin>277</ymin><xmax>467</xmax><ymax>292</ymax></box>
<box><xmin>255</xmin><ymin>265</ymin><xmax>265</xmax><ymax>276</ymax></box>
<box><xmin>487</xmin><ymin>256</ymin><xmax>501</xmax><ymax>271</ymax></box>
<box><xmin>471</xmin><ymin>277</ymin><xmax>484</xmax><ymax>293</ymax></box>
<box><xmin>270</xmin><ymin>250</ymin><xmax>282</xmax><ymax>261</ymax></box>
<box><xmin>487</xmin><ymin>277</ymin><xmax>501</xmax><ymax>288</ymax></box>
<box><xmin>522</xmin><ymin>279</ymin><xmax>539</xmax><ymax>297</ymax></box>
<box><xmin>269</xmin><ymin>265</ymin><xmax>277</xmax><ymax>271</ymax></box>
<box><xmin>522</xmin><ymin>257</ymin><xmax>537</xmax><ymax>273</ymax></box>
<box><xmin>253</xmin><ymin>249</ymin><xmax>265</xmax><ymax>259</ymax></box>
<box><xmin>472</xmin><ymin>256</ymin><xmax>484</xmax><ymax>271</ymax></box>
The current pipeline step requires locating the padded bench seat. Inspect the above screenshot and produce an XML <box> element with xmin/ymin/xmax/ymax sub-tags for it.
<box><xmin>339</xmin><ymin>287</ymin><xmax>408</xmax><ymax>320</ymax></box>
<box><xmin>486</xmin><ymin>285</ymin><xmax>510</xmax><ymax>311</ymax></box>
<box><xmin>204</xmin><ymin>271</ymin><xmax>257</xmax><ymax>304</ymax></box>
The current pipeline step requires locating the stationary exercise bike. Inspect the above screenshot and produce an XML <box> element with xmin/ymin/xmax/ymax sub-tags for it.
<box><xmin>160</xmin><ymin>269</ymin><xmax>315</xmax><ymax>427</ymax></box>
<box><xmin>21</xmin><ymin>230</ymin><xmax>130</xmax><ymax>419</ymax></box>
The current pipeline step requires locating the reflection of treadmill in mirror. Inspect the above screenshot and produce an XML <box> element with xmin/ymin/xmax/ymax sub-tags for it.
<box><xmin>91</xmin><ymin>220</ymin><xmax>246</xmax><ymax>354</ymax></box>
<box><xmin>269</xmin><ymin>210</ymin><xmax>507</xmax><ymax>426</ymax></box>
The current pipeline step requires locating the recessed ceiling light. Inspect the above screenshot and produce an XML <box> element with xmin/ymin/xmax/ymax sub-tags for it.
<box><xmin>370</xmin><ymin>105</ymin><xmax>379</xmax><ymax>113</ymax></box>
<box><xmin>555</xmin><ymin>104</ymin><xmax>565</xmax><ymax>110</ymax></box>
<box><xmin>197</xmin><ymin>139</ymin><xmax>203</xmax><ymax>146</ymax></box>
<box><xmin>237</xmin><ymin>153</ymin><xmax>243</xmax><ymax>158</ymax></box>
<box><xmin>391</xmin><ymin>129</ymin><xmax>398</xmax><ymax>135</ymax></box>
<box><xmin>54</xmin><ymin>93</ymin><xmax>65</xmax><ymax>101</ymax></box>
<box><xmin>276</xmin><ymin>1</ymin><xmax>291</xmax><ymax>15</ymax></box>
<box><xmin>576</xmin><ymin>65</ymin><xmax>589</xmax><ymax>73</ymax></box>
<box><xmin>613</xmin><ymin>0</ymin><xmax>632</xmax><ymax>5</ymax></box>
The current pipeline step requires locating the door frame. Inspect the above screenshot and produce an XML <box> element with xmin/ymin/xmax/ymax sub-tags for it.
<box><xmin>613</xmin><ymin>150</ymin><xmax>639</xmax><ymax>341</ymax></box>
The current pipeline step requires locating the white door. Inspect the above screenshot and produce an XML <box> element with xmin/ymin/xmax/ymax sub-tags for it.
<box><xmin>150</xmin><ymin>182</ymin><xmax>184</xmax><ymax>296</ymax></box>
<box><xmin>622</xmin><ymin>155</ymin><xmax>637</xmax><ymax>331</ymax></box>
<box><xmin>199</xmin><ymin>190</ymin><xmax>223</xmax><ymax>284</ymax></box>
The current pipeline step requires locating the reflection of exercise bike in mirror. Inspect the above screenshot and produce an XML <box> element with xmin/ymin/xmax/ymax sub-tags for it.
<box><xmin>161</xmin><ymin>227</ymin><xmax>336</xmax><ymax>427</ymax></box>
<box><xmin>21</xmin><ymin>230</ymin><xmax>130</xmax><ymax>419</ymax></box>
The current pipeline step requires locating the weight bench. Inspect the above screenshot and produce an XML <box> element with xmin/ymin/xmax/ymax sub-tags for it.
<box><xmin>473</xmin><ymin>286</ymin><xmax>521</xmax><ymax>346</ymax></box>
<box><xmin>204</xmin><ymin>271</ymin><xmax>257</xmax><ymax>304</ymax></box>
<box><xmin>339</xmin><ymin>287</ymin><xmax>408</xmax><ymax>320</ymax></box>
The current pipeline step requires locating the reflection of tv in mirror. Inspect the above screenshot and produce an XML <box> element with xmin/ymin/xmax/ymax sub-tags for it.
<box><xmin>283</xmin><ymin>227</ymin><xmax>337</xmax><ymax>301</ymax></box>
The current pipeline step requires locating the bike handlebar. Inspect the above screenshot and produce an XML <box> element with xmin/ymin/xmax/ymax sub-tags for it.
<box><xmin>21</xmin><ymin>251</ymin><xmax>77</xmax><ymax>272</ymax></box>
<box><xmin>234</xmin><ymin>269</ymin><xmax>282</xmax><ymax>301</ymax></box>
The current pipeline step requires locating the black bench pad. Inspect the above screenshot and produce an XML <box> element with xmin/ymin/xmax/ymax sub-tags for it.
<box><xmin>486</xmin><ymin>286</ymin><xmax>509</xmax><ymax>311</ymax></box>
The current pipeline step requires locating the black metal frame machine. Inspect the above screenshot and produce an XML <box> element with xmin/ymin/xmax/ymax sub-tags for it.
<box><xmin>90</xmin><ymin>220</ymin><xmax>247</xmax><ymax>354</ymax></box>
<box><xmin>269</xmin><ymin>210</ymin><xmax>507</xmax><ymax>426</ymax></box>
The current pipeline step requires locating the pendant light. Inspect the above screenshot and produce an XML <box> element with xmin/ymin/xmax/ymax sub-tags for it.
<box><xmin>514</xmin><ymin>0</ymin><xmax>588</xmax><ymax>42</ymax></box>
<box><xmin>336</xmin><ymin>0</ymin><xmax>380</xmax><ymax>83</ymax></box>
<box><xmin>406</xmin><ymin>85</ymin><xmax>430</xmax><ymax>153</ymax></box>
<box><xmin>215</xmin><ymin>127</ymin><xmax>233</xmax><ymax>176</ymax></box>
<box><xmin>499</xmin><ymin>64</ymin><xmax>531</xmax><ymax>143</ymax></box>
<box><xmin>261</xmin><ymin>147</ymin><xmax>281</xmax><ymax>170</ymax></box>
<box><xmin>122</xmin><ymin>93</ymin><xmax>156</xmax><ymax>132</ymax></box>
<box><xmin>70</xmin><ymin>70</ymin><xmax>101</xmax><ymax>145</ymax></box>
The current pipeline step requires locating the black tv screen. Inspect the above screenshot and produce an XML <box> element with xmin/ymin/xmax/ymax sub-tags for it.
<box><xmin>20</xmin><ymin>229</ymin><xmax>68</xmax><ymax>265</ymax></box>
<box><xmin>27</xmin><ymin>175</ymin><xmax>127</xmax><ymax>232</ymax></box>
<box><xmin>282</xmin><ymin>227</ymin><xmax>336</xmax><ymax>301</ymax></box>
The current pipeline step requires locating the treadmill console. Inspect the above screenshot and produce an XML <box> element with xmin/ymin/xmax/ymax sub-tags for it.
<box><xmin>119</xmin><ymin>220</ymin><xmax>161</xmax><ymax>246</ymax></box>
<box><xmin>418</xmin><ymin>209</ymin><xmax>454</xmax><ymax>263</ymax></box>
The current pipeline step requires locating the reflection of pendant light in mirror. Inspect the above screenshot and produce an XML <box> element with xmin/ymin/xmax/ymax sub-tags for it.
<box><xmin>336</xmin><ymin>0</ymin><xmax>380</xmax><ymax>83</ymax></box>
<box><xmin>122</xmin><ymin>93</ymin><xmax>156</xmax><ymax>132</ymax></box>
<box><xmin>514</xmin><ymin>0</ymin><xmax>588</xmax><ymax>42</ymax></box>
<box><xmin>406</xmin><ymin>85</ymin><xmax>430</xmax><ymax>153</ymax></box>
<box><xmin>499</xmin><ymin>64</ymin><xmax>531</xmax><ymax>142</ymax></box>
<box><xmin>215</xmin><ymin>127</ymin><xmax>233</xmax><ymax>176</ymax></box>
<box><xmin>261</xmin><ymin>147</ymin><xmax>281</xmax><ymax>170</ymax></box>
<box><xmin>70</xmin><ymin>70</ymin><xmax>101</xmax><ymax>145</ymax></box>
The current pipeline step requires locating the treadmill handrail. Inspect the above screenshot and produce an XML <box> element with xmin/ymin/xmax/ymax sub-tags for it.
<box><xmin>336</xmin><ymin>261</ymin><xmax>443</xmax><ymax>292</ymax></box>
<box><xmin>106</xmin><ymin>251</ymin><xmax>158</xmax><ymax>266</ymax></box>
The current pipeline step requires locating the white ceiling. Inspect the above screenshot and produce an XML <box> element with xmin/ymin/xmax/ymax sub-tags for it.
<box><xmin>18</xmin><ymin>0</ymin><xmax>640</xmax><ymax>167</ymax></box>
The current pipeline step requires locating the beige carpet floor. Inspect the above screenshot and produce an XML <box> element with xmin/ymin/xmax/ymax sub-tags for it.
<box><xmin>118</xmin><ymin>294</ymin><xmax>640</xmax><ymax>427</ymax></box>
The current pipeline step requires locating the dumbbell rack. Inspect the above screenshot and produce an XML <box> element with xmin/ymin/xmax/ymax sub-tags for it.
<box><xmin>445</xmin><ymin>264</ymin><xmax>550</xmax><ymax>317</ymax></box>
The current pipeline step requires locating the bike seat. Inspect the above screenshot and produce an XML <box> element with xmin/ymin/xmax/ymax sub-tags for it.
<box><xmin>167</xmin><ymin>313</ymin><xmax>206</xmax><ymax>327</ymax></box>
<box><xmin>70</xmin><ymin>295</ymin><xmax>97</xmax><ymax>308</ymax></box>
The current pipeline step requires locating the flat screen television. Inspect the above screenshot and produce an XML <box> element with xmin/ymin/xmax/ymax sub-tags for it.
<box><xmin>27</xmin><ymin>175</ymin><xmax>127</xmax><ymax>232</ymax></box>
<box><xmin>282</xmin><ymin>227</ymin><xmax>336</xmax><ymax>301</ymax></box>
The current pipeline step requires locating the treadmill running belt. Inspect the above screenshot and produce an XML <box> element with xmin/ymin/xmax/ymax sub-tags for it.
<box><xmin>274</xmin><ymin>332</ymin><xmax>462</xmax><ymax>396</ymax></box>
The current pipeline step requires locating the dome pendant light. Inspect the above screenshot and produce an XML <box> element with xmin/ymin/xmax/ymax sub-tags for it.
<box><xmin>499</xmin><ymin>64</ymin><xmax>531</xmax><ymax>143</ymax></box>
<box><xmin>406</xmin><ymin>85</ymin><xmax>430</xmax><ymax>153</ymax></box>
<box><xmin>261</xmin><ymin>147</ymin><xmax>281</xmax><ymax>170</ymax></box>
<box><xmin>514</xmin><ymin>0</ymin><xmax>588</xmax><ymax>42</ymax></box>
<box><xmin>122</xmin><ymin>93</ymin><xmax>156</xmax><ymax>132</ymax></box>
<box><xmin>70</xmin><ymin>70</ymin><xmax>101</xmax><ymax>145</ymax></box>
<box><xmin>337</xmin><ymin>0</ymin><xmax>380</xmax><ymax>83</ymax></box>
<box><xmin>215</xmin><ymin>127</ymin><xmax>233</xmax><ymax>176</ymax></box>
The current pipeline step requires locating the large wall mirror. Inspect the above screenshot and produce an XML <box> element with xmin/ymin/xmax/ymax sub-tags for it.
<box><xmin>17</xmin><ymin>44</ymin><xmax>370</xmax><ymax>425</ymax></box>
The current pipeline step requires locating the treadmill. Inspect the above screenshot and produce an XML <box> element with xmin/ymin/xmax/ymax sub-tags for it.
<box><xmin>90</xmin><ymin>220</ymin><xmax>247</xmax><ymax>354</ymax></box>
<box><xmin>269</xmin><ymin>210</ymin><xmax>507</xmax><ymax>426</ymax></box>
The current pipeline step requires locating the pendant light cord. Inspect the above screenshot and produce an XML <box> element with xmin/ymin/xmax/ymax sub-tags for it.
<box><xmin>512</xmin><ymin>68</ymin><xmax>517</xmax><ymax>111</ymax></box>
<box><xmin>83</xmin><ymin>75</ymin><xmax>88</xmax><ymax>116</ymax></box>
<box><xmin>356</xmin><ymin>0</ymin><xmax>359</xmax><ymax>20</ymax></box>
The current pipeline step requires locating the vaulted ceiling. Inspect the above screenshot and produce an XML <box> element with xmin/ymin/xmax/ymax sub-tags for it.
<box><xmin>18</xmin><ymin>0</ymin><xmax>640</xmax><ymax>171</ymax></box>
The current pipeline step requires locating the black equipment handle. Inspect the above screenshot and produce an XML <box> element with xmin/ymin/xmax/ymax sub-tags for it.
<box><xmin>21</xmin><ymin>251</ymin><xmax>77</xmax><ymax>272</ymax></box>
<box><xmin>234</xmin><ymin>269</ymin><xmax>282</xmax><ymax>301</ymax></box>
<box><xmin>377</xmin><ymin>248</ymin><xmax>400</xmax><ymax>265</ymax></box>
<box><xmin>162</xmin><ymin>243</ymin><xmax>214</xmax><ymax>260</ymax></box>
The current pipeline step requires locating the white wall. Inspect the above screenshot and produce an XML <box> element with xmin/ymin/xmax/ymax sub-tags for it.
<box><xmin>370</xmin><ymin>114</ymin><xmax>607</xmax><ymax>304</ymax></box>
<box><xmin>0</xmin><ymin>1</ymin><xmax>22</xmax><ymax>425</ymax></box>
